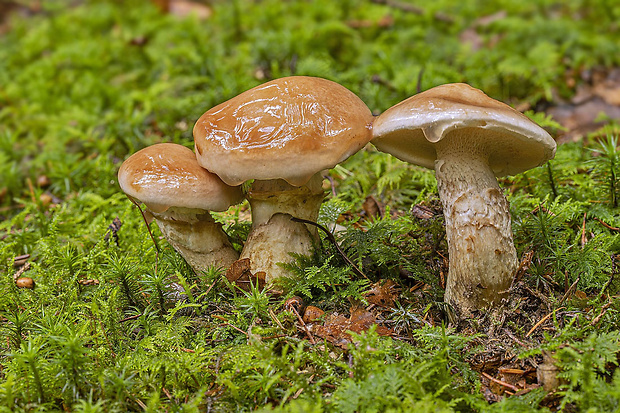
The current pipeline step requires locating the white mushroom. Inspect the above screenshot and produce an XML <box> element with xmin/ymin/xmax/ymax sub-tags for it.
<box><xmin>118</xmin><ymin>143</ymin><xmax>243</xmax><ymax>273</ymax></box>
<box><xmin>193</xmin><ymin>76</ymin><xmax>374</xmax><ymax>282</ymax></box>
<box><xmin>372</xmin><ymin>83</ymin><xmax>556</xmax><ymax>315</ymax></box>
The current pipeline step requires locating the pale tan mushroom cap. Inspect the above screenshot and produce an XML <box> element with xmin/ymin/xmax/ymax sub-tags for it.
<box><xmin>372</xmin><ymin>83</ymin><xmax>557</xmax><ymax>176</ymax></box>
<box><xmin>193</xmin><ymin>76</ymin><xmax>374</xmax><ymax>186</ymax></box>
<box><xmin>118</xmin><ymin>143</ymin><xmax>243</xmax><ymax>213</ymax></box>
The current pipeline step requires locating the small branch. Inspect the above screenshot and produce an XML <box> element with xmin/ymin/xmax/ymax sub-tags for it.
<box><xmin>268</xmin><ymin>308</ymin><xmax>285</xmax><ymax>331</ymax></box>
<box><xmin>416</xmin><ymin>67</ymin><xmax>424</xmax><ymax>94</ymax></box>
<box><xmin>323</xmin><ymin>173</ymin><xmax>337</xmax><ymax>197</ymax></box>
<box><xmin>581</xmin><ymin>212</ymin><xmax>587</xmax><ymax>248</ymax></box>
<box><xmin>597</xmin><ymin>261</ymin><xmax>616</xmax><ymax>301</ymax></box>
<box><xmin>503</xmin><ymin>329</ymin><xmax>528</xmax><ymax>347</ymax></box>
<box><xmin>26</xmin><ymin>177</ymin><xmax>37</xmax><ymax>204</ymax></box>
<box><xmin>119</xmin><ymin>314</ymin><xmax>141</xmax><ymax>323</ymax></box>
<box><xmin>481</xmin><ymin>372</ymin><xmax>520</xmax><ymax>393</ymax></box>
<box><xmin>526</xmin><ymin>307</ymin><xmax>565</xmax><ymax>338</ymax></box>
<box><xmin>212</xmin><ymin>315</ymin><xmax>249</xmax><ymax>337</ymax></box>
<box><xmin>289</xmin><ymin>306</ymin><xmax>316</xmax><ymax>345</ymax></box>
<box><xmin>559</xmin><ymin>277</ymin><xmax>580</xmax><ymax>305</ymax></box>
<box><xmin>594</xmin><ymin>217</ymin><xmax>620</xmax><ymax>231</ymax></box>
<box><xmin>129</xmin><ymin>198</ymin><xmax>160</xmax><ymax>253</ymax></box>
<box><xmin>13</xmin><ymin>262</ymin><xmax>31</xmax><ymax>282</ymax></box>
<box><xmin>291</xmin><ymin>217</ymin><xmax>369</xmax><ymax>280</ymax></box>
<box><xmin>512</xmin><ymin>250</ymin><xmax>534</xmax><ymax>285</ymax></box>
<box><xmin>591</xmin><ymin>301</ymin><xmax>613</xmax><ymax>326</ymax></box>
<box><xmin>547</xmin><ymin>162</ymin><xmax>558</xmax><ymax>200</ymax></box>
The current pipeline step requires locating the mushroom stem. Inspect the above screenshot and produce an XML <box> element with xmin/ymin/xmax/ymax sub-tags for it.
<box><xmin>434</xmin><ymin>134</ymin><xmax>518</xmax><ymax>314</ymax></box>
<box><xmin>241</xmin><ymin>174</ymin><xmax>325</xmax><ymax>282</ymax></box>
<box><xmin>152</xmin><ymin>209</ymin><xmax>239</xmax><ymax>274</ymax></box>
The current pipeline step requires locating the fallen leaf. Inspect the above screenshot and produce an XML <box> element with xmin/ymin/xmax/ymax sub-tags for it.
<box><xmin>364</xmin><ymin>279</ymin><xmax>400</xmax><ymax>308</ymax></box>
<box><xmin>225</xmin><ymin>258</ymin><xmax>266</xmax><ymax>291</ymax></box>
<box><xmin>311</xmin><ymin>307</ymin><xmax>393</xmax><ymax>348</ymax></box>
<box><xmin>410</xmin><ymin>204</ymin><xmax>436</xmax><ymax>220</ymax></box>
<box><xmin>547</xmin><ymin>97</ymin><xmax>620</xmax><ymax>143</ymax></box>
<box><xmin>362</xmin><ymin>195</ymin><xmax>384</xmax><ymax>219</ymax></box>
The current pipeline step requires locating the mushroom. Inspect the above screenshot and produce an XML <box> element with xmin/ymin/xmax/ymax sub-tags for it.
<box><xmin>371</xmin><ymin>83</ymin><xmax>556</xmax><ymax>315</ymax></box>
<box><xmin>118</xmin><ymin>143</ymin><xmax>244</xmax><ymax>273</ymax></box>
<box><xmin>193</xmin><ymin>76</ymin><xmax>373</xmax><ymax>282</ymax></box>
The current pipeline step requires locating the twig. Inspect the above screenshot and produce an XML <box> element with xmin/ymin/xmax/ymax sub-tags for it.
<box><xmin>289</xmin><ymin>306</ymin><xmax>316</xmax><ymax>345</ymax></box>
<box><xmin>559</xmin><ymin>277</ymin><xmax>580</xmax><ymax>304</ymax></box>
<box><xmin>13</xmin><ymin>262</ymin><xmax>31</xmax><ymax>282</ymax></box>
<box><xmin>212</xmin><ymin>315</ymin><xmax>249</xmax><ymax>336</ymax></box>
<box><xmin>268</xmin><ymin>308</ymin><xmax>285</xmax><ymax>331</ymax></box>
<box><xmin>203</xmin><ymin>276</ymin><xmax>220</xmax><ymax>297</ymax></box>
<box><xmin>597</xmin><ymin>267</ymin><xmax>615</xmax><ymax>301</ymax></box>
<box><xmin>291</xmin><ymin>217</ymin><xmax>369</xmax><ymax>280</ymax></box>
<box><xmin>416</xmin><ymin>67</ymin><xmax>424</xmax><ymax>94</ymax></box>
<box><xmin>323</xmin><ymin>173</ymin><xmax>337</xmax><ymax>197</ymax></box>
<box><xmin>594</xmin><ymin>217</ymin><xmax>620</xmax><ymax>231</ymax></box>
<box><xmin>512</xmin><ymin>250</ymin><xmax>534</xmax><ymax>285</ymax></box>
<box><xmin>520</xmin><ymin>282</ymin><xmax>551</xmax><ymax>312</ymax></box>
<box><xmin>581</xmin><ymin>212</ymin><xmax>587</xmax><ymax>248</ymax></box>
<box><xmin>481</xmin><ymin>372</ymin><xmax>520</xmax><ymax>392</ymax></box>
<box><xmin>129</xmin><ymin>198</ymin><xmax>160</xmax><ymax>253</ymax></box>
<box><xmin>591</xmin><ymin>301</ymin><xmax>613</xmax><ymax>326</ymax></box>
<box><xmin>547</xmin><ymin>162</ymin><xmax>558</xmax><ymax>200</ymax></box>
<box><xmin>526</xmin><ymin>307</ymin><xmax>565</xmax><ymax>338</ymax></box>
<box><xmin>26</xmin><ymin>177</ymin><xmax>37</xmax><ymax>204</ymax></box>
<box><xmin>499</xmin><ymin>368</ymin><xmax>527</xmax><ymax>375</ymax></box>
<box><xmin>134</xmin><ymin>397</ymin><xmax>147</xmax><ymax>411</ymax></box>
<box><xmin>504</xmin><ymin>329</ymin><xmax>528</xmax><ymax>347</ymax></box>
<box><xmin>119</xmin><ymin>314</ymin><xmax>142</xmax><ymax>323</ymax></box>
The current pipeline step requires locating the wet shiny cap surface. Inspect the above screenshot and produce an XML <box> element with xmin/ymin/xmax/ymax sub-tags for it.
<box><xmin>372</xmin><ymin>83</ymin><xmax>557</xmax><ymax>176</ymax></box>
<box><xmin>193</xmin><ymin>76</ymin><xmax>373</xmax><ymax>186</ymax></box>
<box><xmin>118</xmin><ymin>143</ymin><xmax>243</xmax><ymax>213</ymax></box>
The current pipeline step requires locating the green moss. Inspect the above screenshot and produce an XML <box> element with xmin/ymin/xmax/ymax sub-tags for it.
<box><xmin>2</xmin><ymin>0</ymin><xmax>620</xmax><ymax>410</ymax></box>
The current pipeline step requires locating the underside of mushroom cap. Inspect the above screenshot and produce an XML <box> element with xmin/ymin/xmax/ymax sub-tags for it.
<box><xmin>118</xmin><ymin>143</ymin><xmax>243</xmax><ymax>213</ymax></box>
<box><xmin>372</xmin><ymin>83</ymin><xmax>557</xmax><ymax>176</ymax></box>
<box><xmin>193</xmin><ymin>76</ymin><xmax>374</xmax><ymax>187</ymax></box>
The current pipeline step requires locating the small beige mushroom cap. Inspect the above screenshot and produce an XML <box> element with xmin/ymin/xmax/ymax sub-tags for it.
<box><xmin>371</xmin><ymin>83</ymin><xmax>557</xmax><ymax>176</ymax></box>
<box><xmin>193</xmin><ymin>76</ymin><xmax>374</xmax><ymax>186</ymax></box>
<box><xmin>118</xmin><ymin>143</ymin><xmax>243</xmax><ymax>213</ymax></box>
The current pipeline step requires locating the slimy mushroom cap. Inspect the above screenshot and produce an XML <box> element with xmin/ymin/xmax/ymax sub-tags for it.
<box><xmin>372</xmin><ymin>83</ymin><xmax>556</xmax><ymax>176</ymax></box>
<box><xmin>193</xmin><ymin>76</ymin><xmax>374</xmax><ymax>186</ymax></box>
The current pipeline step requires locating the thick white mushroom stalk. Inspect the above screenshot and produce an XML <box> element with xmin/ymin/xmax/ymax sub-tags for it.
<box><xmin>150</xmin><ymin>208</ymin><xmax>239</xmax><ymax>274</ymax></box>
<box><xmin>433</xmin><ymin>132</ymin><xmax>518</xmax><ymax>314</ymax></box>
<box><xmin>370</xmin><ymin>83</ymin><xmax>557</xmax><ymax>317</ymax></box>
<box><xmin>240</xmin><ymin>174</ymin><xmax>325</xmax><ymax>282</ymax></box>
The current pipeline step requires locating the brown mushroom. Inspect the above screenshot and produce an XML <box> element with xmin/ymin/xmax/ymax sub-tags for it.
<box><xmin>118</xmin><ymin>143</ymin><xmax>243</xmax><ymax>273</ymax></box>
<box><xmin>193</xmin><ymin>76</ymin><xmax>373</xmax><ymax>282</ymax></box>
<box><xmin>372</xmin><ymin>83</ymin><xmax>556</xmax><ymax>315</ymax></box>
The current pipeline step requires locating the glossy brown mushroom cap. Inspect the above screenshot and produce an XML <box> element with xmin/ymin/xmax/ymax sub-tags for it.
<box><xmin>372</xmin><ymin>83</ymin><xmax>556</xmax><ymax>176</ymax></box>
<box><xmin>118</xmin><ymin>143</ymin><xmax>243</xmax><ymax>213</ymax></box>
<box><xmin>193</xmin><ymin>76</ymin><xmax>374</xmax><ymax>186</ymax></box>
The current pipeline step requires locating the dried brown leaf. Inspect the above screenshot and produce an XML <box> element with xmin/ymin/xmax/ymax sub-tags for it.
<box><xmin>225</xmin><ymin>258</ymin><xmax>266</xmax><ymax>291</ymax></box>
<box><xmin>364</xmin><ymin>279</ymin><xmax>400</xmax><ymax>308</ymax></box>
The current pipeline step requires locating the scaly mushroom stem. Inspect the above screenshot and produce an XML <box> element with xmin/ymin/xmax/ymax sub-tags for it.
<box><xmin>434</xmin><ymin>135</ymin><xmax>518</xmax><ymax>315</ymax></box>
<box><xmin>152</xmin><ymin>208</ymin><xmax>239</xmax><ymax>274</ymax></box>
<box><xmin>241</xmin><ymin>174</ymin><xmax>325</xmax><ymax>282</ymax></box>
